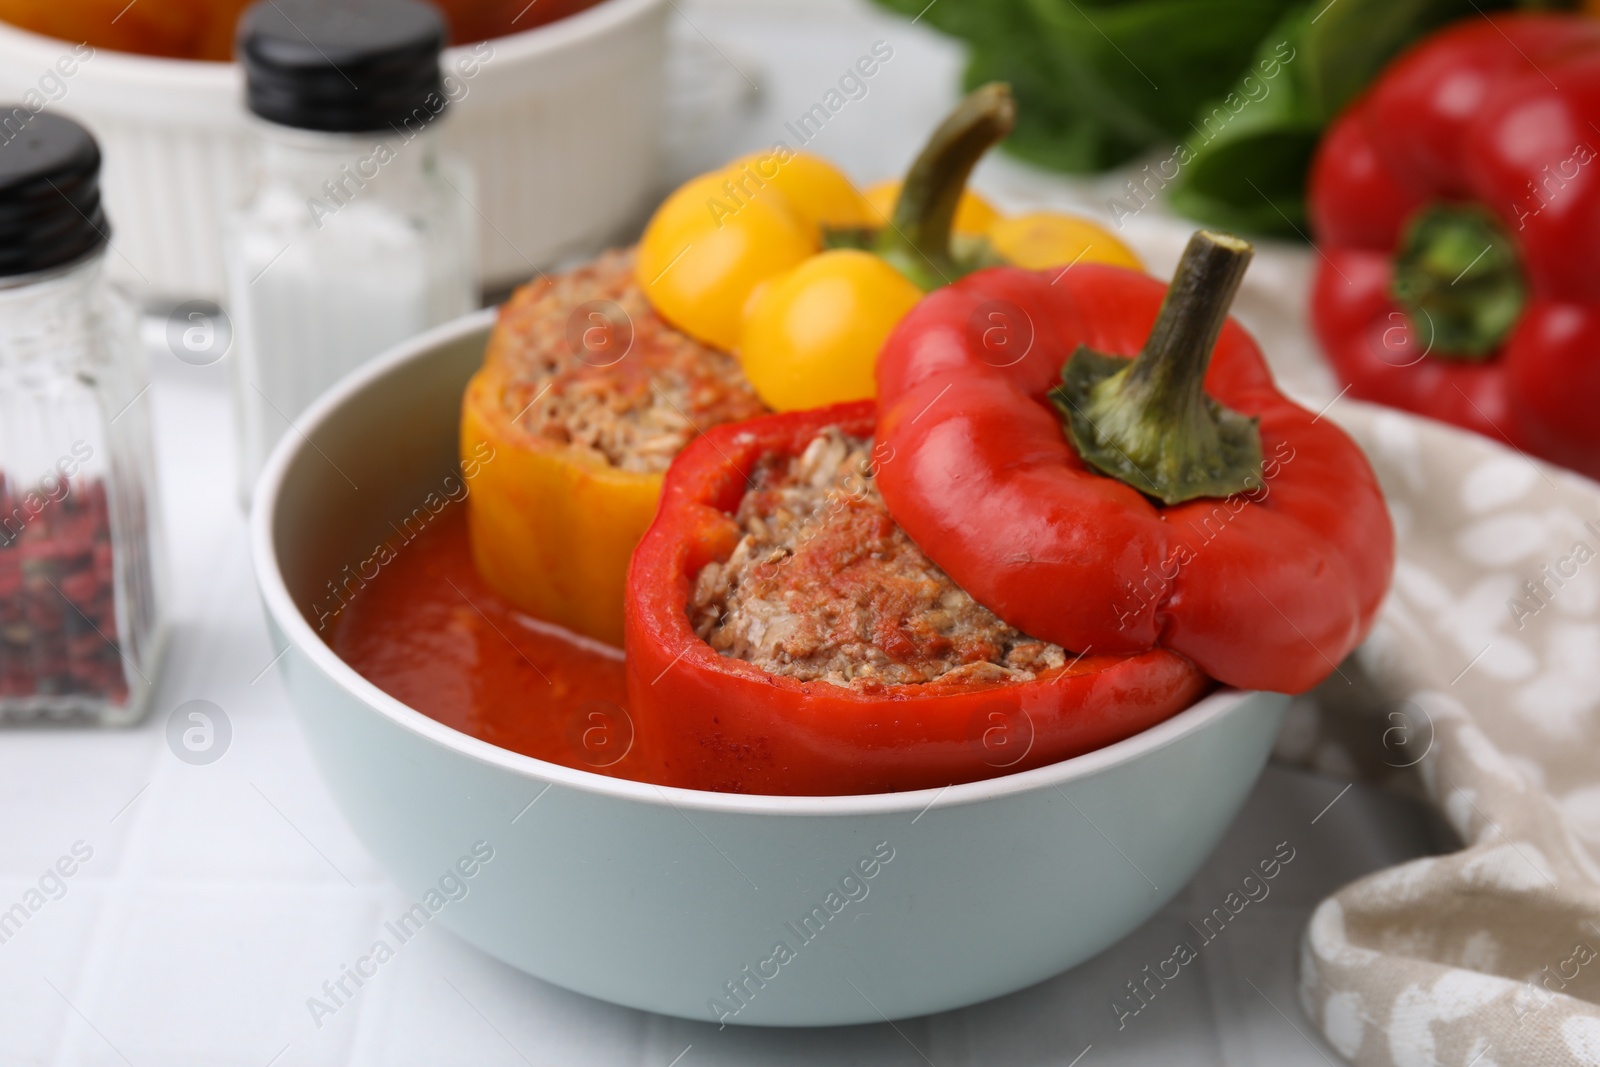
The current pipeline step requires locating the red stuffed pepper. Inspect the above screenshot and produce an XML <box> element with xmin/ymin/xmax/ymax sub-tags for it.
<box><xmin>874</xmin><ymin>231</ymin><xmax>1393</xmax><ymax>695</ymax></box>
<box><xmin>1309</xmin><ymin>14</ymin><xmax>1600</xmax><ymax>479</ymax></box>
<box><xmin>624</xmin><ymin>401</ymin><xmax>1208</xmax><ymax>795</ymax></box>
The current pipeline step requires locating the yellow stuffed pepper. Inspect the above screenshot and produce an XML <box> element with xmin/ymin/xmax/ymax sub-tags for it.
<box><xmin>461</xmin><ymin>87</ymin><xmax>1140</xmax><ymax>646</ymax></box>
<box><xmin>460</xmin><ymin>252</ymin><xmax>766</xmax><ymax>646</ymax></box>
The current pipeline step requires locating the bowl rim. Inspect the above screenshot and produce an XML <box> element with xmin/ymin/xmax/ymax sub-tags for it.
<box><xmin>0</xmin><ymin>0</ymin><xmax>666</xmax><ymax>84</ymax></box>
<box><xmin>250</xmin><ymin>308</ymin><xmax>1270</xmax><ymax>818</ymax></box>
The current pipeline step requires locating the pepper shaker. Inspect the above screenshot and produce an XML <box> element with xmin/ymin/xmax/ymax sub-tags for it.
<box><xmin>225</xmin><ymin>0</ymin><xmax>478</xmax><ymax>502</ymax></box>
<box><xmin>0</xmin><ymin>111</ymin><xmax>168</xmax><ymax>725</ymax></box>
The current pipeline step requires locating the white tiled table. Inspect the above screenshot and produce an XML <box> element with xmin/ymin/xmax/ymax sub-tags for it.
<box><xmin>1</xmin><ymin>2</ymin><xmax>1442</xmax><ymax>1063</ymax></box>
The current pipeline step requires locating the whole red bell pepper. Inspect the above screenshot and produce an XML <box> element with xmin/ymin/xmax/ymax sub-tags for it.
<box><xmin>624</xmin><ymin>400</ymin><xmax>1209</xmax><ymax>795</ymax></box>
<box><xmin>1308</xmin><ymin>14</ymin><xmax>1600</xmax><ymax>480</ymax></box>
<box><xmin>874</xmin><ymin>231</ymin><xmax>1393</xmax><ymax>695</ymax></box>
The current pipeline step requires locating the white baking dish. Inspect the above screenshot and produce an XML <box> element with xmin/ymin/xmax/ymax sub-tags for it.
<box><xmin>0</xmin><ymin>0</ymin><xmax>668</xmax><ymax>299</ymax></box>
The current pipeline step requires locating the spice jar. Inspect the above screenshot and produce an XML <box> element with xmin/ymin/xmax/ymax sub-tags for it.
<box><xmin>0</xmin><ymin>111</ymin><xmax>167</xmax><ymax>725</ymax></box>
<box><xmin>225</xmin><ymin>0</ymin><xmax>478</xmax><ymax>501</ymax></box>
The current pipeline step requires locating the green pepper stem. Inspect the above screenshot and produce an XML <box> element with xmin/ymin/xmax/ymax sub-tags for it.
<box><xmin>1390</xmin><ymin>203</ymin><xmax>1525</xmax><ymax>361</ymax></box>
<box><xmin>1131</xmin><ymin>231</ymin><xmax>1252</xmax><ymax>419</ymax></box>
<box><xmin>872</xmin><ymin>82</ymin><xmax>1015</xmax><ymax>291</ymax></box>
<box><xmin>1050</xmin><ymin>230</ymin><xmax>1265</xmax><ymax>506</ymax></box>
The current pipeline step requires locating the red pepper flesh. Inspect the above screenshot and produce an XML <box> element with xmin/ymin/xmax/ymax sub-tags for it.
<box><xmin>874</xmin><ymin>263</ymin><xmax>1393</xmax><ymax>695</ymax></box>
<box><xmin>1309</xmin><ymin>14</ymin><xmax>1600</xmax><ymax>479</ymax></box>
<box><xmin>624</xmin><ymin>401</ymin><xmax>1210</xmax><ymax>795</ymax></box>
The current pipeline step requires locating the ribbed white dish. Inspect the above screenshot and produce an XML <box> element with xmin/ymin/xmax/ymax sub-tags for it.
<box><xmin>0</xmin><ymin>0</ymin><xmax>668</xmax><ymax>299</ymax></box>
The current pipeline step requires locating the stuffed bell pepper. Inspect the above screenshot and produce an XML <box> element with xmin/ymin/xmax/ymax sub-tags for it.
<box><xmin>873</xmin><ymin>231</ymin><xmax>1396</xmax><ymax>695</ymax></box>
<box><xmin>624</xmin><ymin>401</ymin><xmax>1208</xmax><ymax>795</ymax></box>
<box><xmin>625</xmin><ymin>230</ymin><xmax>1393</xmax><ymax>793</ymax></box>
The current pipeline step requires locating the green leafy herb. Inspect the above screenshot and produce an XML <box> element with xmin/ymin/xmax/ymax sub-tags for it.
<box><xmin>872</xmin><ymin>0</ymin><xmax>1563</xmax><ymax>236</ymax></box>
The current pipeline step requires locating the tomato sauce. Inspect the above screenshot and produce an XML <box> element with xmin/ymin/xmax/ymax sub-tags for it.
<box><xmin>328</xmin><ymin>505</ymin><xmax>647</xmax><ymax>778</ymax></box>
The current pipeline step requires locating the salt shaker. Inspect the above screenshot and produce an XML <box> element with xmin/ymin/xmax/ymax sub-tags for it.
<box><xmin>225</xmin><ymin>0</ymin><xmax>478</xmax><ymax>500</ymax></box>
<box><xmin>0</xmin><ymin>112</ymin><xmax>168</xmax><ymax>725</ymax></box>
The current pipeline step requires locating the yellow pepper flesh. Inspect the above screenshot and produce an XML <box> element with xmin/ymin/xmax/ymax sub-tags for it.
<box><xmin>635</xmin><ymin>168</ymin><xmax>817</xmax><ymax>352</ymax></box>
<box><xmin>988</xmin><ymin>211</ymin><xmax>1142</xmax><ymax>272</ymax></box>
<box><xmin>460</xmin><ymin>364</ymin><xmax>661</xmax><ymax>648</ymax></box>
<box><xmin>740</xmin><ymin>249</ymin><xmax>923</xmax><ymax>411</ymax></box>
<box><xmin>729</xmin><ymin>150</ymin><xmax>878</xmax><ymax>229</ymax></box>
<box><xmin>460</xmin><ymin>361</ymin><xmax>665</xmax><ymax>643</ymax></box>
<box><xmin>865</xmin><ymin>178</ymin><xmax>999</xmax><ymax>235</ymax></box>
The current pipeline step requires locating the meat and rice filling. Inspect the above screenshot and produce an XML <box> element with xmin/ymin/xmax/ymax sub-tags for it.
<box><xmin>489</xmin><ymin>248</ymin><xmax>766</xmax><ymax>473</ymax></box>
<box><xmin>691</xmin><ymin>428</ymin><xmax>1068</xmax><ymax>687</ymax></box>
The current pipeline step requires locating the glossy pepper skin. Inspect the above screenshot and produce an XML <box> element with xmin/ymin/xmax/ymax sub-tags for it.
<box><xmin>873</xmin><ymin>249</ymin><xmax>1394</xmax><ymax>695</ymax></box>
<box><xmin>1309</xmin><ymin>14</ymin><xmax>1600</xmax><ymax>480</ymax></box>
<box><xmin>624</xmin><ymin>401</ymin><xmax>1210</xmax><ymax>795</ymax></box>
<box><xmin>459</xmin><ymin>368</ymin><xmax>659</xmax><ymax>648</ymax></box>
<box><xmin>459</xmin><ymin>273</ymin><xmax>684</xmax><ymax>648</ymax></box>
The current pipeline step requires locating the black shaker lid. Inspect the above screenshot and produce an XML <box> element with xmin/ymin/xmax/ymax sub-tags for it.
<box><xmin>238</xmin><ymin>0</ymin><xmax>447</xmax><ymax>133</ymax></box>
<box><xmin>0</xmin><ymin>110</ymin><xmax>107</xmax><ymax>278</ymax></box>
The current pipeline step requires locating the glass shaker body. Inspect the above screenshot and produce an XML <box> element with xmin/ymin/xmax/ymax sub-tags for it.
<box><xmin>0</xmin><ymin>251</ymin><xmax>167</xmax><ymax>724</ymax></box>
<box><xmin>225</xmin><ymin>119</ymin><xmax>477</xmax><ymax>499</ymax></box>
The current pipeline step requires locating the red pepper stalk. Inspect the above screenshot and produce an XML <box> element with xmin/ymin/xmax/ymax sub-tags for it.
<box><xmin>1052</xmin><ymin>231</ymin><xmax>1261</xmax><ymax>504</ymax></box>
<box><xmin>874</xmin><ymin>231</ymin><xmax>1394</xmax><ymax>694</ymax></box>
<box><xmin>1309</xmin><ymin>13</ymin><xmax>1600</xmax><ymax>479</ymax></box>
<box><xmin>623</xmin><ymin>401</ymin><xmax>1209</xmax><ymax>796</ymax></box>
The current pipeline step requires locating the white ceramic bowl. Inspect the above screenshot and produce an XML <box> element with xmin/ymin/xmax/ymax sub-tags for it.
<box><xmin>0</xmin><ymin>0</ymin><xmax>667</xmax><ymax>299</ymax></box>
<box><xmin>249</xmin><ymin>310</ymin><xmax>1289</xmax><ymax>1026</ymax></box>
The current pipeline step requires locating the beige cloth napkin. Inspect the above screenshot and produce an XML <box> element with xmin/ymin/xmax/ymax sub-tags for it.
<box><xmin>1281</xmin><ymin>401</ymin><xmax>1600</xmax><ymax>1066</ymax></box>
